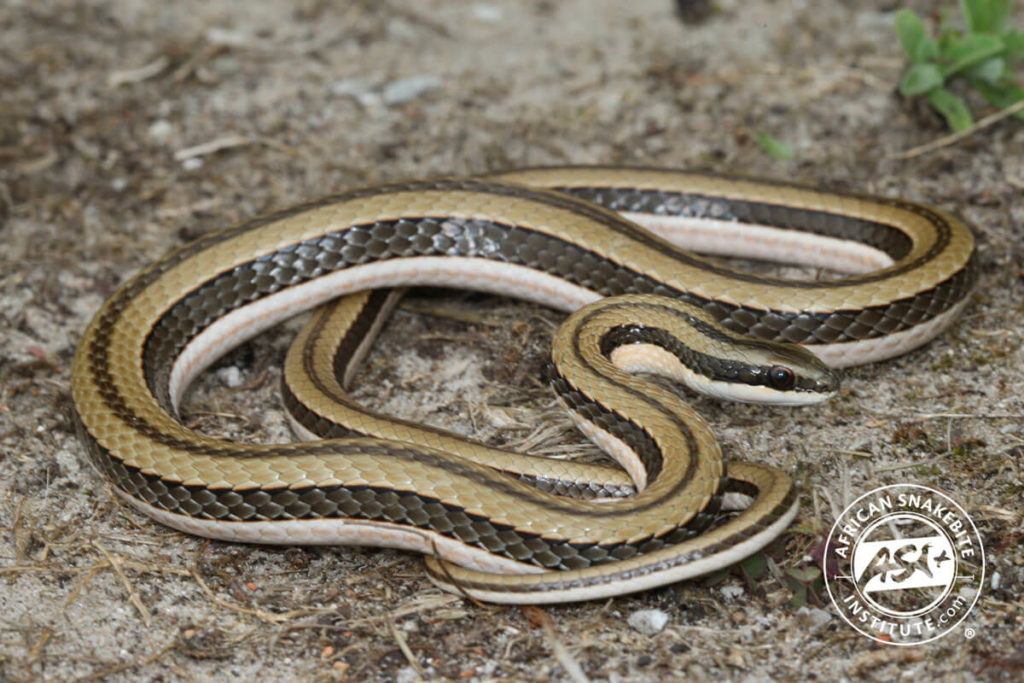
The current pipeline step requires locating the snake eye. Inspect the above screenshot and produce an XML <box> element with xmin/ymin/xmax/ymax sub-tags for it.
<box><xmin>767</xmin><ymin>365</ymin><xmax>796</xmax><ymax>390</ymax></box>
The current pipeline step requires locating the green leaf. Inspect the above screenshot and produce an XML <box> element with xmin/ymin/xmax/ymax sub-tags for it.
<box><xmin>755</xmin><ymin>133</ymin><xmax>794</xmax><ymax>160</ymax></box>
<box><xmin>938</xmin><ymin>27</ymin><xmax>961</xmax><ymax>53</ymax></box>
<box><xmin>941</xmin><ymin>33</ymin><xmax>1006</xmax><ymax>77</ymax></box>
<box><xmin>959</xmin><ymin>0</ymin><xmax>978</xmax><ymax>32</ymax></box>
<box><xmin>787</xmin><ymin>566</ymin><xmax>822</xmax><ymax>583</ymax></box>
<box><xmin>970</xmin><ymin>79</ymin><xmax>1024</xmax><ymax>119</ymax></box>
<box><xmin>784</xmin><ymin>567</ymin><xmax>822</xmax><ymax>609</ymax></box>
<box><xmin>1004</xmin><ymin>29</ymin><xmax>1024</xmax><ymax>59</ymax></box>
<box><xmin>927</xmin><ymin>87</ymin><xmax>974</xmax><ymax>130</ymax></box>
<box><xmin>937</xmin><ymin>6</ymin><xmax>958</xmax><ymax>32</ymax></box>
<box><xmin>789</xmin><ymin>581</ymin><xmax>808</xmax><ymax>608</ymax></box>
<box><xmin>740</xmin><ymin>553</ymin><xmax>767</xmax><ymax>581</ymax></box>
<box><xmin>968</xmin><ymin>56</ymin><xmax>1006</xmax><ymax>83</ymax></box>
<box><xmin>960</xmin><ymin>0</ymin><xmax>1010</xmax><ymax>34</ymax></box>
<box><xmin>894</xmin><ymin>9</ymin><xmax>938</xmax><ymax>62</ymax></box>
<box><xmin>989</xmin><ymin>0</ymin><xmax>1012</xmax><ymax>33</ymax></box>
<box><xmin>900</xmin><ymin>63</ymin><xmax>943</xmax><ymax>95</ymax></box>
<box><xmin>702</xmin><ymin>568</ymin><xmax>731</xmax><ymax>586</ymax></box>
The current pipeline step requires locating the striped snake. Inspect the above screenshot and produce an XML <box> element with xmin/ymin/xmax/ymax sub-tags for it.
<box><xmin>70</xmin><ymin>167</ymin><xmax>976</xmax><ymax>603</ymax></box>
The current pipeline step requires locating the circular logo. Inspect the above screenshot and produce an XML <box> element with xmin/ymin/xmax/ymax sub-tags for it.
<box><xmin>823</xmin><ymin>484</ymin><xmax>984</xmax><ymax>645</ymax></box>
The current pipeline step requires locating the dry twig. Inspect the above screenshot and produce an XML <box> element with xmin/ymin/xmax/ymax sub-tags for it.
<box><xmin>888</xmin><ymin>99</ymin><xmax>1024</xmax><ymax>159</ymax></box>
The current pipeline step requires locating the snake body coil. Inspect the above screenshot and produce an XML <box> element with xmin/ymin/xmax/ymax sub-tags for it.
<box><xmin>70</xmin><ymin>167</ymin><xmax>975</xmax><ymax>603</ymax></box>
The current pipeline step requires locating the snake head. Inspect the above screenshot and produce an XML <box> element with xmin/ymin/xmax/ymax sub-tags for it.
<box><xmin>732</xmin><ymin>339</ymin><xmax>840</xmax><ymax>405</ymax></box>
<box><xmin>589</xmin><ymin>296</ymin><xmax>841</xmax><ymax>407</ymax></box>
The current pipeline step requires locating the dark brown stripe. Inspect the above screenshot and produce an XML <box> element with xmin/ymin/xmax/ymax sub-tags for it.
<box><xmin>330</xmin><ymin>289</ymin><xmax>394</xmax><ymax>386</ymax></box>
<box><xmin>286</xmin><ymin>296</ymin><xmax>638</xmax><ymax>500</ymax></box>
<box><xmin>490</xmin><ymin>166</ymin><xmax>967</xmax><ymax>289</ymax></box>
<box><xmin>290</xmin><ymin>293</ymin><xmax>705</xmax><ymax>518</ymax></box>
<box><xmin>422</xmin><ymin>474</ymin><xmax>797</xmax><ymax>593</ymax></box>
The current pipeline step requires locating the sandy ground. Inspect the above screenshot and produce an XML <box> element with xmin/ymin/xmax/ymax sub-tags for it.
<box><xmin>2</xmin><ymin>0</ymin><xmax>1023</xmax><ymax>680</ymax></box>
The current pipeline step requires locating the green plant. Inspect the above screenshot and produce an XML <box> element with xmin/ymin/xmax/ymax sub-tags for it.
<box><xmin>755</xmin><ymin>132</ymin><xmax>794</xmax><ymax>160</ymax></box>
<box><xmin>784</xmin><ymin>566</ymin><xmax>825</xmax><ymax>608</ymax></box>
<box><xmin>895</xmin><ymin>0</ymin><xmax>1024</xmax><ymax>131</ymax></box>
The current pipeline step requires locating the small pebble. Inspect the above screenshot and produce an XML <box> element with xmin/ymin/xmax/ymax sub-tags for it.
<box><xmin>628</xmin><ymin>608</ymin><xmax>669</xmax><ymax>635</ymax></box>
<box><xmin>331</xmin><ymin>78</ymin><xmax>381</xmax><ymax>108</ymax></box>
<box><xmin>395</xmin><ymin>665</ymin><xmax>422</xmax><ymax>683</ymax></box>
<box><xmin>148</xmin><ymin>119</ymin><xmax>173</xmax><ymax>140</ymax></box>
<box><xmin>720</xmin><ymin>585</ymin><xmax>745</xmax><ymax>600</ymax></box>
<box><xmin>216</xmin><ymin>366</ymin><xmax>244</xmax><ymax>388</ymax></box>
<box><xmin>794</xmin><ymin>606</ymin><xmax>832</xmax><ymax>632</ymax></box>
<box><xmin>382</xmin><ymin>75</ymin><xmax>442</xmax><ymax>106</ymax></box>
<box><xmin>473</xmin><ymin>4</ymin><xmax>502</xmax><ymax>23</ymax></box>
<box><xmin>205</xmin><ymin>27</ymin><xmax>248</xmax><ymax>47</ymax></box>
